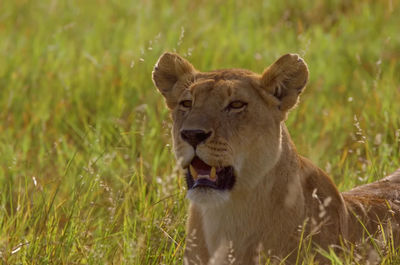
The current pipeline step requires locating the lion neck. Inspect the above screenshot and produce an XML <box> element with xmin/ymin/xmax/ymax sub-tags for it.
<box><xmin>198</xmin><ymin>123</ymin><xmax>307</xmax><ymax>258</ymax></box>
<box><xmin>230</xmin><ymin>123</ymin><xmax>303</xmax><ymax>206</ymax></box>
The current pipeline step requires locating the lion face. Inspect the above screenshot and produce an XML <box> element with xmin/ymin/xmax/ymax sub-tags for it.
<box><xmin>153</xmin><ymin>53</ymin><xmax>308</xmax><ymax>205</ymax></box>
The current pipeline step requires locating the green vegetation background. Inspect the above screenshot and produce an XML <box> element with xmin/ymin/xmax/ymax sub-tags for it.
<box><xmin>0</xmin><ymin>0</ymin><xmax>399</xmax><ymax>264</ymax></box>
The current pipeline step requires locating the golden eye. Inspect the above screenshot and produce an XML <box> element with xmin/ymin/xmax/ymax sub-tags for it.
<box><xmin>228</xmin><ymin>101</ymin><xmax>247</xmax><ymax>109</ymax></box>
<box><xmin>179</xmin><ymin>100</ymin><xmax>192</xmax><ymax>108</ymax></box>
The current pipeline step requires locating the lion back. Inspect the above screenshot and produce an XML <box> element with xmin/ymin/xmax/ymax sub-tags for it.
<box><xmin>342</xmin><ymin>168</ymin><xmax>400</xmax><ymax>245</ymax></box>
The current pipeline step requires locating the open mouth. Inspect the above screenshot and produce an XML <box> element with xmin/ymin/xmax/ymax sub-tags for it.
<box><xmin>185</xmin><ymin>156</ymin><xmax>235</xmax><ymax>190</ymax></box>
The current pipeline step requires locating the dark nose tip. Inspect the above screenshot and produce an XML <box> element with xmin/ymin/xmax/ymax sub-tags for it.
<box><xmin>180</xmin><ymin>129</ymin><xmax>212</xmax><ymax>148</ymax></box>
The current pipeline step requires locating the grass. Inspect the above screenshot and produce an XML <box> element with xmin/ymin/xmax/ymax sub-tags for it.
<box><xmin>0</xmin><ymin>0</ymin><xmax>400</xmax><ymax>264</ymax></box>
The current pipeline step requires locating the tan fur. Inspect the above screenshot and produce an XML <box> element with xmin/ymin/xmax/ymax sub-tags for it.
<box><xmin>152</xmin><ymin>52</ymin><xmax>400</xmax><ymax>264</ymax></box>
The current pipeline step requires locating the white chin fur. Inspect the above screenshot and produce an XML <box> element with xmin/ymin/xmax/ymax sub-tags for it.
<box><xmin>186</xmin><ymin>189</ymin><xmax>230</xmax><ymax>206</ymax></box>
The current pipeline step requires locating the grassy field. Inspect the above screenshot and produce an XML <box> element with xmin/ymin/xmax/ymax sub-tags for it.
<box><xmin>1</xmin><ymin>0</ymin><xmax>400</xmax><ymax>264</ymax></box>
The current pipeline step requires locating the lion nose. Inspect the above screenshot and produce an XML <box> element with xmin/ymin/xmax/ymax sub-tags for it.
<box><xmin>180</xmin><ymin>129</ymin><xmax>212</xmax><ymax>148</ymax></box>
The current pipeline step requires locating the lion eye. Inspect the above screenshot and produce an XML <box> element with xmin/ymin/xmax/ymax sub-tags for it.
<box><xmin>227</xmin><ymin>101</ymin><xmax>247</xmax><ymax>110</ymax></box>
<box><xmin>179</xmin><ymin>100</ymin><xmax>192</xmax><ymax>108</ymax></box>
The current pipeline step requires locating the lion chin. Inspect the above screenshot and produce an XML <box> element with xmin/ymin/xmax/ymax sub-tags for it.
<box><xmin>186</xmin><ymin>189</ymin><xmax>231</xmax><ymax>206</ymax></box>
<box><xmin>152</xmin><ymin>52</ymin><xmax>400</xmax><ymax>265</ymax></box>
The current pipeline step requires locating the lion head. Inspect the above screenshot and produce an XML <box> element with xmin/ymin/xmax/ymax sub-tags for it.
<box><xmin>152</xmin><ymin>53</ymin><xmax>308</xmax><ymax>205</ymax></box>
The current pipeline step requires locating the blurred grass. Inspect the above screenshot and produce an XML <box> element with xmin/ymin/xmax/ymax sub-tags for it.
<box><xmin>0</xmin><ymin>0</ymin><xmax>399</xmax><ymax>264</ymax></box>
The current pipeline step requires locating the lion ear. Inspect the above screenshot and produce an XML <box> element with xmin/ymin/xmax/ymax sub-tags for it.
<box><xmin>261</xmin><ymin>54</ymin><xmax>309</xmax><ymax>111</ymax></box>
<box><xmin>152</xmin><ymin>52</ymin><xmax>196</xmax><ymax>109</ymax></box>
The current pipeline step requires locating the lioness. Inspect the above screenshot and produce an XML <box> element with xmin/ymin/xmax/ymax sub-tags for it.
<box><xmin>152</xmin><ymin>52</ymin><xmax>400</xmax><ymax>264</ymax></box>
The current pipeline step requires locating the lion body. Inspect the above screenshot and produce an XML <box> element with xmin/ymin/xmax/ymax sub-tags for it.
<box><xmin>152</xmin><ymin>52</ymin><xmax>400</xmax><ymax>264</ymax></box>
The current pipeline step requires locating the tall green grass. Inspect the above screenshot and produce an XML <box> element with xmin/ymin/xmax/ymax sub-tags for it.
<box><xmin>0</xmin><ymin>0</ymin><xmax>399</xmax><ymax>263</ymax></box>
